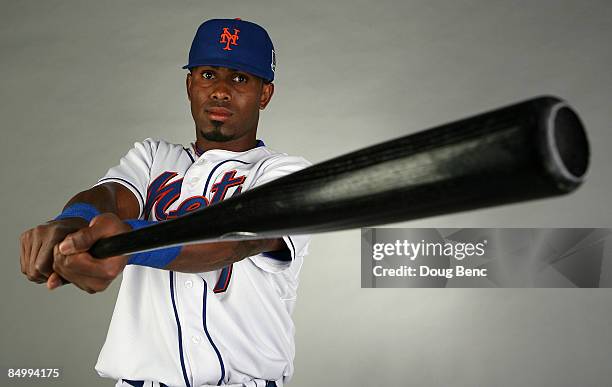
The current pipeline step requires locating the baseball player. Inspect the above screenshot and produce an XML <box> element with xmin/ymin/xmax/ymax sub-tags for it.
<box><xmin>20</xmin><ymin>19</ymin><xmax>310</xmax><ymax>387</ymax></box>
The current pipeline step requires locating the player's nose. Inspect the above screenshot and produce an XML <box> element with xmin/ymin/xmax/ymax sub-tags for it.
<box><xmin>210</xmin><ymin>81</ymin><xmax>231</xmax><ymax>102</ymax></box>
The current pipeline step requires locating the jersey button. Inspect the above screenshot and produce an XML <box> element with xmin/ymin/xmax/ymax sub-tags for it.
<box><xmin>192</xmin><ymin>335</ymin><xmax>202</xmax><ymax>344</ymax></box>
<box><xmin>185</xmin><ymin>280</ymin><xmax>193</xmax><ymax>288</ymax></box>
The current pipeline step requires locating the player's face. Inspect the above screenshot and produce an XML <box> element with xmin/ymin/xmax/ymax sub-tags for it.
<box><xmin>187</xmin><ymin>66</ymin><xmax>274</xmax><ymax>149</ymax></box>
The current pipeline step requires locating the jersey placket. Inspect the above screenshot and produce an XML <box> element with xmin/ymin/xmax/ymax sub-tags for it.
<box><xmin>177</xmin><ymin>158</ymin><xmax>227</xmax><ymax>386</ymax></box>
<box><xmin>174</xmin><ymin>271</ymin><xmax>225</xmax><ymax>386</ymax></box>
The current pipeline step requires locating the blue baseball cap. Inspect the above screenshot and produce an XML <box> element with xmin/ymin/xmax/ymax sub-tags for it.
<box><xmin>183</xmin><ymin>18</ymin><xmax>276</xmax><ymax>82</ymax></box>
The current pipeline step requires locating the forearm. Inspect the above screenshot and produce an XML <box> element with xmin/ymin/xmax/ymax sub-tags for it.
<box><xmin>164</xmin><ymin>238</ymin><xmax>286</xmax><ymax>273</ymax></box>
<box><xmin>47</xmin><ymin>211</ymin><xmax>288</xmax><ymax>291</ymax></box>
<box><xmin>64</xmin><ymin>182</ymin><xmax>139</xmax><ymax>220</ymax></box>
<box><xmin>22</xmin><ymin>183</ymin><xmax>137</xmax><ymax>284</ymax></box>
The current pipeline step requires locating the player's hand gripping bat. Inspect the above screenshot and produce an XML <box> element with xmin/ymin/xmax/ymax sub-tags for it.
<box><xmin>89</xmin><ymin>95</ymin><xmax>589</xmax><ymax>258</ymax></box>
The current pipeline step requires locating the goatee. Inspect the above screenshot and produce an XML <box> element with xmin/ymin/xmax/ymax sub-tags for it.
<box><xmin>200</xmin><ymin>122</ymin><xmax>233</xmax><ymax>142</ymax></box>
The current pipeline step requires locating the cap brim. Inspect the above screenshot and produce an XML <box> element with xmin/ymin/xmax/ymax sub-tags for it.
<box><xmin>181</xmin><ymin>59</ymin><xmax>273</xmax><ymax>82</ymax></box>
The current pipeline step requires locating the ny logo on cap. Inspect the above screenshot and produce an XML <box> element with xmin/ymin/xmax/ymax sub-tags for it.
<box><xmin>219</xmin><ymin>28</ymin><xmax>240</xmax><ymax>51</ymax></box>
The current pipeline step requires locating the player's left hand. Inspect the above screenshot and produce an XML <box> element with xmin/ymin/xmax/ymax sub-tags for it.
<box><xmin>49</xmin><ymin>213</ymin><xmax>131</xmax><ymax>293</ymax></box>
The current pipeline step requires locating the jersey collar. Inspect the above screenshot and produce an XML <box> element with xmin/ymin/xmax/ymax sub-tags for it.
<box><xmin>192</xmin><ymin>139</ymin><xmax>266</xmax><ymax>157</ymax></box>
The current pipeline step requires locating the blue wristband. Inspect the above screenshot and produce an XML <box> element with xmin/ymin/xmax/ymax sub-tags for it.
<box><xmin>54</xmin><ymin>203</ymin><xmax>101</xmax><ymax>222</ymax></box>
<box><xmin>125</xmin><ymin>219</ymin><xmax>181</xmax><ymax>269</ymax></box>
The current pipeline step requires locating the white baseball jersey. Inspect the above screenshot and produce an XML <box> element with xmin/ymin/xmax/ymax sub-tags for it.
<box><xmin>93</xmin><ymin>138</ymin><xmax>311</xmax><ymax>387</ymax></box>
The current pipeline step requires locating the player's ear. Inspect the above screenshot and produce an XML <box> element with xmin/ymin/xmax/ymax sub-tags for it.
<box><xmin>186</xmin><ymin>72</ymin><xmax>192</xmax><ymax>101</ymax></box>
<box><xmin>259</xmin><ymin>82</ymin><xmax>274</xmax><ymax>110</ymax></box>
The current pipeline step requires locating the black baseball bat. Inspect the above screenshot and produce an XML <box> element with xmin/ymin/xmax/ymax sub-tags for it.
<box><xmin>89</xmin><ymin>95</ymin><xmax>589</xmax><ymax>258</ymax></box>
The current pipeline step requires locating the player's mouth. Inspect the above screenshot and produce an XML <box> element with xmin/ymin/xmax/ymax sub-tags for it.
<box><xmin>206</xmin><ymin>107</ymin><xmax>233</xmax><ymax>122</ymax></box>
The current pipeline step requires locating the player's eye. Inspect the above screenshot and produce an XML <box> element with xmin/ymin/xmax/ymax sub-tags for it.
<box><xmin>233</xmin><ymin>74</ymin><xmax>247</xmax><ymax>83</ymax></box>
<box><xmin>201</xmin><ymin>71</ymin><xmax>214</xmax><ymax>80</ymax></box>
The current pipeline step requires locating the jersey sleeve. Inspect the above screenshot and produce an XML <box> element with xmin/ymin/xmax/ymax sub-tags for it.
<box><xmin>249</xmin><ymin>154</ymin><xmax>312</xmax><ymax>273</ymax></box>
<box><xmin>93</xmin><ymin>138</ymin><xmax>158</xmax><ymax>219</ymax></box>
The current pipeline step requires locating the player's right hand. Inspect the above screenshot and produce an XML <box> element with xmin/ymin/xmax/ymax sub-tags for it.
<box><xmin>20</xmin><ymin>218</ymin><xmax>89</xmax><ymax>284</ymax></box>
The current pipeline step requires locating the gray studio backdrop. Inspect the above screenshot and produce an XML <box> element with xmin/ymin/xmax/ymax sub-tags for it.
<box><xmin>2</xmin><ymin>1</ymin><xmax>611</xmax><ymax>386</ymax></box>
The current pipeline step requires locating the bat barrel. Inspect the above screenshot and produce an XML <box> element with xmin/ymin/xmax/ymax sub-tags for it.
<box><xmin>253</xmin><ymin>95</ymin><xmax>589</xmax><ymax>230</ymax></box>
<box><xmin>89</xmin><ymin>96</ymin><xmax>590</xmax><ymax>258</ymax></box>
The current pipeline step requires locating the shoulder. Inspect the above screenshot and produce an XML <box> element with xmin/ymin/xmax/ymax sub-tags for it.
<box><xmin>245</xmin><ymin>147</ymin><xmax>312</xmax><ymax>186</ymax></box>
<box><xmin>255</xmin><ymin>146</ymin><xmax>312</xmax><ymax>171</ymax></box>
<box><xmin>136</xmin><ymin>138</ymin><xmax>186</xmax><ymax>152</ymax></box>
<box><xmin>132</xmin><ymin>138</ymin><xmax>193</xmax><ymax>161</ymax></box>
